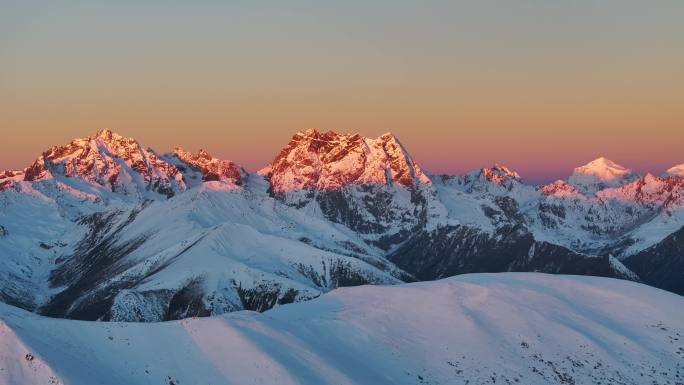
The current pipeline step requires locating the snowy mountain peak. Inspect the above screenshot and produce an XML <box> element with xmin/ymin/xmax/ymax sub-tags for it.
<box><xmin>455</xmin><ymin>164</ymin><xmax>523</xmax><ymax>194</ymax></box>
<box><xmin>43</xmin><ymin>128</ymin><xmax>141</xmax><ymax>165</ymax></box>
<box><xmin>94</xmin><ymin>127</ymin><xmax>121</xmax><ymax>142</ymax></box>
<box><xmin>262</xmin><ymin>129</ymin><xmax>430</xmax><ymax>193</ymax></box>
<box><xmin>575</xmin><ymin>157</ymin><xmax>630</xmax><ymax>177</ymax></box>
<box><xmin>539</xmin><ymin>179</ymin><xmax>584</xmax><ymax>197</ymax></box>
<box><xmin>482</xmin><ymin>164</ymin><xmax>521</xmax><ymax>182</ymax></box>
<box><xmin>665</xmin><ymin>163</ymin><xmax>684</xmax><ymax>178</ymax></box>
<box><xmin>170</xmin><ymin>147</ymin><xmax>245</xmax><ymax>184</ymax></box>
<box><xmin>596</xmin><ymin>172</ymin><xmax>684</xmax><ymax>207</ymax></box>
<box><xmin>462</xmin><ymin>164</ymin><xmax>521</xmax><ymax>185</ymax></box>
<box><xmin>568</xmin><ymin>157</ymin><xmax>639</xmax><ymax>194</ymax></box>
<box><xmin>1</xmin><ymin>129</ymin><xmax>186</xmax><ymax>198</ymax></box>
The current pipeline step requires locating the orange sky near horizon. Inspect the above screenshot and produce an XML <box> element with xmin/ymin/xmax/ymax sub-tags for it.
<box><xmin>1</xmin><ymin>1</ymin><xmax>683</xmax><ymax>182</ymax></box>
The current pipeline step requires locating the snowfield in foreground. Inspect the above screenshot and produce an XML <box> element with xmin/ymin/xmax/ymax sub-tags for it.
<box><xmin>1</xmin><ymin>273</ymin><xmax>682</xmax><ymax>385</ymax></box>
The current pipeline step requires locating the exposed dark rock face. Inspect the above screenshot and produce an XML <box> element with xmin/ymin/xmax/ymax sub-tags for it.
<box><xmin>327</xmin><ymin>259</ymin><xmax>377</xmax><ymax>287</ymax></box>
<box><xmin>389</xmin><ymin>225</ymin><xmax>634</xmax><ymax>282</ymax></box>
<box><xmin>0</xmin><ymin>274</ymin><xmax>36</xmax><ymax>311</ymax></box>
<box><xmin>164</xmin><ymin>279</ymin><xmax>212</xmax><ymax>320</ymax></box>
<box><xmin>317</xmin><ymin>189</ymin><xmax>384</xmax><ymax>234</ymax></box>
<box><xmin>237</xmin><ymin>285</ymin><xmax>301</xmax><ymax>313</ymax></box>
<box><xmin>316</xmin><ymin>187</ymin><xmax>397</xmax><ymax>235</ymax></box>
<box><xmin>38</xmin><ymin>207</ymin><xmax>216</xmax><ymax>321</ymax></box>
<box><xmin>389</xmin><ymin>226</ymin><xmax>528</xmax><ymax>280</ymax></box>
<box><xmin>624</xmin><ymin>226</ymin><xmax>684</xmax><ymax>295</ymax></box>
<box><xmin>283</xmin><ymin>183</ymin><xmax>432</xmax><ymax>251</ymax></box>
<box><xmin>537</xmin><ymin>201</ymin><xmax>567</xmax><ymax>229</ymax></box>
<box><xmin>230</xmin><ymin>257</ymin><xmax>396</xmax><ymax>314</ymax></box>
<box><xmin>39</xmin><ymin>209</ymin><xmax>148</xmax><ymax>320</ymax></box>
<box><xmin>510</xmin><ymin>241</ymin><xmax>628</xmax><ymax>278</ymax></box>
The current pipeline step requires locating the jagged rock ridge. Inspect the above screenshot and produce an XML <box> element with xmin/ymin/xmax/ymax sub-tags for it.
<box><xmin>260</xmin><ymin>128</ymin><xmax>431</xmax><ymax>192</ymax></box>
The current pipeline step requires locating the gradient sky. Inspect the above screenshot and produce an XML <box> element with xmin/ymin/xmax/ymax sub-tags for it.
<box><xmin>1</xmin><ymin>1</ymin><xmax>683</xmax><ymax>182</ymax></box>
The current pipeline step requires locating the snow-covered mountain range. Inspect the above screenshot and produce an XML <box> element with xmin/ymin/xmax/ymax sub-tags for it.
<box><xmin>2</xmin><ymin>273</ymin><xmax>682</xmax><ymax>385</ymax></box>
<box><xmin>1</xmin><ymin>128</ymin><xmax>683</xmax><ymax>321</ymax></box>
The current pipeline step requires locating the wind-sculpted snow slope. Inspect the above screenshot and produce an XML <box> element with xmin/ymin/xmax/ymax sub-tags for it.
<box><xmin>1</xmin><ymin>273</ymin><xmax>683</xmax><ymax>385</ymax></box>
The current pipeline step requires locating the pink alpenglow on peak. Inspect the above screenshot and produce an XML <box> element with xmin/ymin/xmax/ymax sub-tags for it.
<box><xmin>596</xmin><ymin>173</ymin><xmax>684</xmax><ymax>207</ymax></box>
<box><xmin>539</xmin><ymin>179</ymin><xmax>584</xmax><ymax>198</ymax></box>
<box><xmin>456</xmin><ymin>164</ymin><xmax>523</xmax><ymax>193</ymax></box>
<box><xmin>568</xmin><ymin>157</ymin><xmax>639</xmax><ymax>194</ymax></box>
<box><xmin>480</xmin><ymin>164</ymin><xmax>521</xmax><ymax>183</ymax></box>
<box><xmin>665</xmin><ymin>163</ymin><xmax>684</xmax><ymax>178</ymax></box>
<box><xmin>172</xmin><ymin>147</ymin><xmax>245</xmax><ymax>185</ymax></box>
<box><xmin>0</xmin><ymin>170</ymin><xmax>25</xmax><ymax>191</ymax></box>
<box><xmin>1</xmin><ymin>128</ymin><xmax>186</xmax><ymax>197</ymax></box>
<box><xmin>260</xmin><ymin>129</ymin><xmax>431</xmax><ymax>193</ymax></box>
<box><xmin>94</xmin><ymin>127</ymin><xmax>122</xmax><ymax>142</ymax></box>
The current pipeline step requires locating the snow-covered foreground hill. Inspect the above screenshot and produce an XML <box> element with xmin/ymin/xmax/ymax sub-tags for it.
<box><xmin>2</xmin><ymin>273</ymin><xmax>682</xmax><ymax>385</ymax></box>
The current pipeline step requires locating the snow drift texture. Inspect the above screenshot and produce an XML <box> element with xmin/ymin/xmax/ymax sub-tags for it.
<box><xmin>1</xmin><ymin>273</ymin><xmax>682</xmax><ymax>385</ymax></box>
